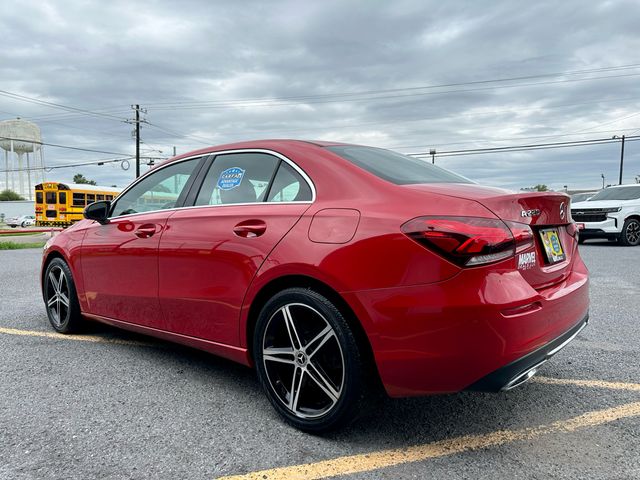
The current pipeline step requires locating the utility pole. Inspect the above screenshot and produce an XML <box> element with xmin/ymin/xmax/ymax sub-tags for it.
<box><xmin>613</xmin><ymin>135</ymin><xmax>625</xmax><ymax>185</ymax></box>
<box><xmin>430</xmin><ymin>148</ymin><xmax>436</xmax><ymax>164</ymax></box>
<box><xmin>135</xmin><ymin>104</ymin><xmax>140</xmax><ymax>178</ymax></box>
<box><xmin>129</xmin><ymin>105</ymin><xmax>147</xmax><ymax>178</ymax></box>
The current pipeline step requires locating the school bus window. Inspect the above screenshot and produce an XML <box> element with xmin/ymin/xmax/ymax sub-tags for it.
<box><xmin>106</xmin><ymin>195</ymin><xmax>113</xmax><ymax>201</ymax></box>
<box><xmin>36</xmin><ymin>192</ymin><xmax>43</xmax><ymax>203</ymax></box>
<box><xmin>72</xmin><ymin>193</ymin><xmax>85</xmax><ymax>207</ymax></box>
<box><xmin>97</xmin><ymin>194</ymin><xmax>105</xmax><ymax>201</ymax></box>
<box><xmin>59</xmin><ymin>192</ymin><xmax>67</xmax><ymax>204</ymax></box>
<box><xmin>45</xmin><ymin>192</ymin><xmax>56</xmax><ymax>204</ymax></box>
<box><xmin>87</xmin><ymin>194</ymin><xmax>96</xmax><ymax>203</ymax></box>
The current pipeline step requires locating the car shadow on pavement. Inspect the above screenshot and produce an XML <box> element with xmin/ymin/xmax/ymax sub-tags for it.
<box><xmin>72</xmin><ymin>319</ymin><xmax>627</xmax><ymax>448</ymax></box>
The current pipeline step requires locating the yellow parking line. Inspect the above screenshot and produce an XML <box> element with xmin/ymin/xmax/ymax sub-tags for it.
<box><xmin>0</xmin><ymin>326</ymin><xmax>152</xmax><ymax>347</ymax></box>
<box><xmin>218</xmin><ymin>401</ymin><xmax>640</xmax><ymax>480</ymax></box>
<box><xmin>535</xmin><ymin>376</ymin><xmax>640</xmax><ymax>392</ymax></box>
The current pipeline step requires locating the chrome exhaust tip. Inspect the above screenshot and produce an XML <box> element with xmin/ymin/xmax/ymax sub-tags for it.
<box><xmin>501</xmin><ymin>360</ymin><xmax>547</xmax><ymax>391</ymax></box>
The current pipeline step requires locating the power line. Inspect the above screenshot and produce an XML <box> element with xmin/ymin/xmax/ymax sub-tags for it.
<box><xmin>145</xmin><ymin>72</ymin><xmax>640</xmax><ymax>111</ymax></box>
<box><xmin>144</xmin><ymin>121</ymin><xmax>214</xmax><ymax>145</ymax></box>
<box><xmin>0</xmin><ymin>156</ymin><xmax>136</xmax><ymax>173</ymax></box>
<box><xmin>0</xmin><ymin>135</ymin><xmax>130</xmax><ymax>156</ymax></box>
<box><xmin>142</xmin><ymin>63</ymin><xmax>640</xmax><ymax>109</ymax></box>
<box><xmin>411</xmin><ymin>136</ymin><xmax>640</xmax><ymax>158</ymax></box>
<box><xmin>0</xmin><ymin>90</ymin><xmax>127</xmax><ymax>122</ymax></box>
<box><xmin>390</xmin><ymin>127</ymin><xmax>640</xmax><ymax>151</ymax></box>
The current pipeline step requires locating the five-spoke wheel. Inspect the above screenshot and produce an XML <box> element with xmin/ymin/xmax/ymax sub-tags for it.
<box><xmin>254</xmin><ymin>288</ymin><xmax>366</xmax><ymax>432</ymax></box>
<box><xmin>43</xmin><ymin>258</ymin><xmax>81</xmax><ymax>333</ymax></box>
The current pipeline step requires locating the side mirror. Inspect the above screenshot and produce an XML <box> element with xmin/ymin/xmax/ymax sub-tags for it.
<box><xmin>84</xmin><ymin>201</ymin><xmax>111</xmax><ymax>224</ymax></box>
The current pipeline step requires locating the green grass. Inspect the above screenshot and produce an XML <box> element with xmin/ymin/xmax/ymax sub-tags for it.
<box><xmin>0</xmin><ymin>241</ymin><xmax>46</xmax><ymax>250</ymax></box>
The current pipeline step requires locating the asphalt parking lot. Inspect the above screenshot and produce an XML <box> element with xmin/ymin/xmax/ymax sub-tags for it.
<box><xmin>1</xmin><ymin>242</ymin><xmax>639</xmax><ymax>480</ymax></box>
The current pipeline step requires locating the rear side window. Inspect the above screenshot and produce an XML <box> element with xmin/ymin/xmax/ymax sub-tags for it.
<box><xmin>326</xmin><ymin>145</ymin><xmax>473</xmax><ymax>185</ymax></box>
<box><xmin>36</xmin><ymin>192</ymin><xmax>43</xmax><ymax>203</ymax></box>
<box><xmin>195</xmin><ymin>153</ymin><xmax>279</xmax><ymax>206</ymax></box>
<box><xmin>267</xmin><ymin>162</ymin><xmax>312</xmax><ymax>202</ymax></box>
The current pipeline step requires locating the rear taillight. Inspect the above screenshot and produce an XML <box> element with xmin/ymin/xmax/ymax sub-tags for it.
<box><xmin>401</xmin><ymin>216</ymin><xmax>534</xmax><ymax>267</ymax></box>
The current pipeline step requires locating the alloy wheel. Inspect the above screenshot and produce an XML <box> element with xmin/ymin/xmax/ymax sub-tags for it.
<box><xmin>626</xmin><ymin>220</ymin><xmax>640</xmax><ymax>245</ymax></box>
<box><xmin>46</xmin><ymin>266</ymin><xmax>70</xmax><ymax>328</ymax></box>
<box><xmin>262</xmin><ymin>303</ymin><xmax>345</xmax><ymax>419</ymax></box>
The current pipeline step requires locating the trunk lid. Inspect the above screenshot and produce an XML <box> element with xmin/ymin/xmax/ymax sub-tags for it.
<box><xmin>404</xmin><ymin>184</ymin><xmax>576</xmax><ymax>289</ymax></box>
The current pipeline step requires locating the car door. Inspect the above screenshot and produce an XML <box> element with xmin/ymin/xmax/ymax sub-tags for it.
<box><xmin>157</xmin><ymin>151</ymin><xmax>314</xmax><ymax>345</ymax></box>
<box><xmin>80</xmin><ymin>156</ymin><xmax>204</xmax><ymax>327</ymax></box>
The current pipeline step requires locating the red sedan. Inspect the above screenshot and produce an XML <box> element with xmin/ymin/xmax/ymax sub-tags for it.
<box><xmin>41</xmin><ymin>140</ymin><xmax>589</xmax><ymax>431</ymax></box>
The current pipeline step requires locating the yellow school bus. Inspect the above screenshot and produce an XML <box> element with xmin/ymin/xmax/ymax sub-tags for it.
<box><xmin>35</xmin><ymin>182</ymin><xmax>122</xmax><ymax>227</ymax></box>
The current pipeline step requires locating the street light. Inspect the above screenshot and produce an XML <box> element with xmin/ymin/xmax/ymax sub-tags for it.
<box><xmin>612</xmin><ymin>135</ymin><xmax>626</xmax><ymax>185</ymax></box>
<box><xmin>601</xmin><ymin>173</ymin><xmax>605</xmax><ymax>189</ymax></box>
<box><xmin>429</xmin><ymin>149</ymin><xmax>436</xmax><ymax>164</ymax></box>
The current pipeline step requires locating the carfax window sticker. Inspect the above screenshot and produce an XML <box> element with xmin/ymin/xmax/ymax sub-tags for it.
<box><xmin>217</xmin><ymin>167</ymin><xmax>245</xmax><ymax>190</ymax></box>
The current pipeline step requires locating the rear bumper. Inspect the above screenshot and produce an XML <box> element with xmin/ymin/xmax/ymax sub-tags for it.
<box><xmin>578</xmin><ymin>218</ymin><xmax>621</xmax><ymax>237</ymax></box>
<box><xmin>580</xmin><ymin>228</ymin><xmax>619</xmax><ymax>240</ymax></box>
<box><xmin>342</xmin><ymin>254</ymin><xmax>589</xmax><ymax>397</ymax></box>
<box><xmin>466</xmin><ymin>314</ymin><xmax>588</xmax><ymax>392</ymax></box>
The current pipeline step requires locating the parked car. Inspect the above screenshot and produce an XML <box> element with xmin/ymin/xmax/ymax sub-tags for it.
<box><xmin>571</xmin><ymin>184</ymin><xmax>640</xmax><ymax>246</ymax></box>
<box><xmin>6</xmin><ymin>215</ymin><xmax>35</xmax><ymax>228</ymax></box>
<box><xmin>570</xmin><ymin>191</ymin><xmax>598</xmax><ymax>203</ymax></box>
<box><xmin>41</xmin><ymin>140</ymin><xmax>589</xmax><ymax>431</ymax></box>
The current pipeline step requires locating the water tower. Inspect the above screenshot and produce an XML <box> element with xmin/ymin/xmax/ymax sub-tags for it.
<box><xmin>0</xmin><ymin>118</ymin><xmax>46</xmax><ymax>201</ymax></box>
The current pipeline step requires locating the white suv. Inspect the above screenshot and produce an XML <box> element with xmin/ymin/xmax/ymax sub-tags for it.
<box><xmin>571</xmin><ymin>184</ymin><xmax>640</xmax><ymax>246</ymax></box>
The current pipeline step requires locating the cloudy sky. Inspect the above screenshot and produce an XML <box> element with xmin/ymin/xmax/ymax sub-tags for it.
<box><xmin>1</xmin><ymin>0</ymin><xmax>640</xmax><ymax>192</ymax></box>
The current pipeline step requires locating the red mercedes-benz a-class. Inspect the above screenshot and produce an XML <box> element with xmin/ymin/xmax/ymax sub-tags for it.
<box><xmin>41</xmin><ymin>140</ymin><xmax>589</xmax><ymax>431</ymax></box>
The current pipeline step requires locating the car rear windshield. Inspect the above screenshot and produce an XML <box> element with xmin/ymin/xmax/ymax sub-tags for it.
<box><xmin>325</xmin><ymin>145</ymin><xmax>472</xmax><ymax>185</ymax></box>
<box><xmin>588</xmin><ymin>186</ymin><xmax>640</xmax><ymax>201</ymax></box>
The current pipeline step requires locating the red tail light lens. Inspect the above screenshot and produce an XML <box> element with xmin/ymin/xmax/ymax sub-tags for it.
<box><xmin>401</xmin><ymin>216</ymin><xmax>534</xmax><ymax>267</ymax></box>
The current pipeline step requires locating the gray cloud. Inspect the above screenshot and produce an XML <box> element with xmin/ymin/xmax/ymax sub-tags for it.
<box><xmin>1</xmin><ymin>0</ymin><xmax>639</xmax><ymax>190</ymax></box>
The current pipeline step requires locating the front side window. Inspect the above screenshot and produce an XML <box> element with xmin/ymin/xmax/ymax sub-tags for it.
<box><xmin>195</xmin><ymin>153</ymin><xmax>279</xmax><ymax>206</ymax></box>
<box><xmin>111</xmin><ymin>157</ymin><xmax>200</xmax><ymax>217</ymax></box>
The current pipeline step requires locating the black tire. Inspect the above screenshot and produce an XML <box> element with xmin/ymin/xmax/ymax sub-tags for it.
<box><xmin>21</xmin><ymin>221</ymin><xmax>27</xmax><ymax>228</ymax></box>
<box><xmin>253</xmin><ymin>288</ymin><xmax>366</xmax><ymax>433</ymax></box>
<box><xmin>43</xmin><ymin>258</ymin><xmax>82</xmax><ymax>333</ymax></box>
<box><xmin>619</xmin><ymin>218</ymin><xmax>640</xmax><ymax>246</ymax></box>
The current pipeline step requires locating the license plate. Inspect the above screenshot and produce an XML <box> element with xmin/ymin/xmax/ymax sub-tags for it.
<box><xmin>540</xmin><ymin>228</ymin><xmax>565</xmax><ymax>264</ymax></box>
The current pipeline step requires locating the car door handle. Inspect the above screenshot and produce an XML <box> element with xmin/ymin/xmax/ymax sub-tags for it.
<box><xmin>135</xmin><ymin>224</ymin><xmax>158</xmax><ymax>238</ymax></box>
<box><xmin>233</xmin><ymin>220</ymin><xmax>267</xmax><ymax>238</ymax></box>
